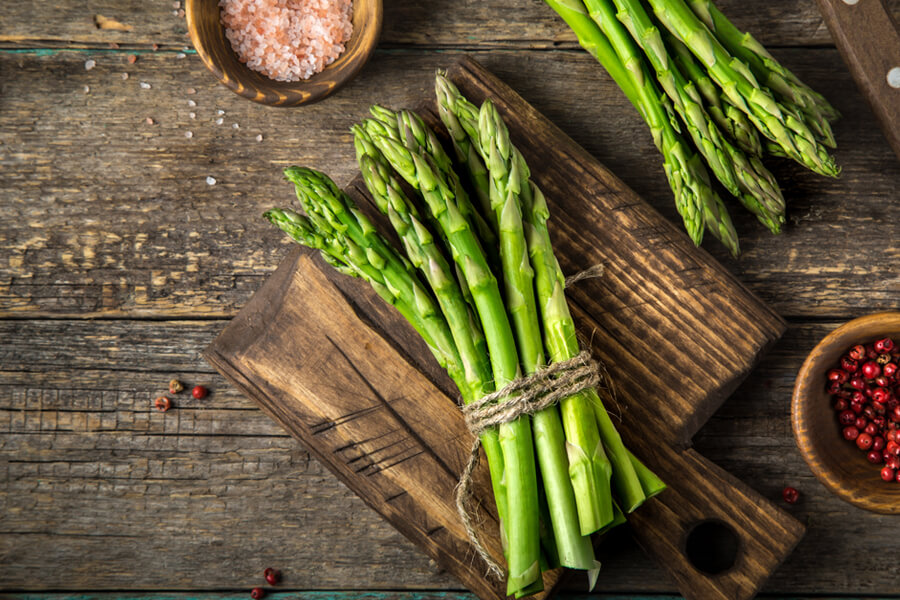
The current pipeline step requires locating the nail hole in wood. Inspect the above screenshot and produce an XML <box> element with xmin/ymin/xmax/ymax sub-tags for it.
<box><xmin>683</xmin><ymin>519</ymin><xmax>741</xmax><ymax>575</ymax></box>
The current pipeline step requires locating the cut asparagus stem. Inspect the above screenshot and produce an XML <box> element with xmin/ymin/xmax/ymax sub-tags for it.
<box><xmin>627</xmin><ymin>449</ymin><xmax>667</xmax><ymax>498</ymax></box>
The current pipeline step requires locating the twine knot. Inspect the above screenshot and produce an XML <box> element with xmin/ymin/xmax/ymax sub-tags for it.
<box><xmin>455</xmin><ymin>350</ymin><xmax>602</xmax><ymax>578</ymax></box>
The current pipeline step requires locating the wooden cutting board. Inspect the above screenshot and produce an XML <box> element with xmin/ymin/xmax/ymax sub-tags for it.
<box><xmin>204</xmin><ymin>57</ymin><xmax>804</xmax><ymax>600</ymax></box>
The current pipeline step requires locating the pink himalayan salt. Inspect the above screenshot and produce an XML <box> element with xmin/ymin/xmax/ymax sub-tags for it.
<box><xmin>219</xmin><ymin>0</ymin><xmax>353</xmax><ymax>82</ymax></box>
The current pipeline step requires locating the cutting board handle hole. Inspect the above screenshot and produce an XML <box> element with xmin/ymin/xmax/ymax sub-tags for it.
<box><xmin>683</xmin><ymin>519</ymin><xmax>741</xmax><ymax>576</ymax></box>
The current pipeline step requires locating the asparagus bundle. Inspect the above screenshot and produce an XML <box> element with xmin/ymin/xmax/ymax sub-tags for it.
<box><xmin>544</xmin><ymin>0</ymin><xmax>839</xmax><ymax>254</ymax></box>
<box><xmin>265</xmin><ymin>75</ymin><xmax>665</xmax><ymax>596</ymax></box>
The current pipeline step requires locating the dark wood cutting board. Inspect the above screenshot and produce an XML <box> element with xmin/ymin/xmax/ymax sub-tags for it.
<box><xmin>204</xmin><ymin>57</ymin><xmax>804</xmax><ymax>600</ymax></box>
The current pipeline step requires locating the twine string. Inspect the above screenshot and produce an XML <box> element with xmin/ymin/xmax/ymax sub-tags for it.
<box><xmin>455</xmin><ymin>350</ymin><xmax>601</xmax><ymax>578</ymax></box>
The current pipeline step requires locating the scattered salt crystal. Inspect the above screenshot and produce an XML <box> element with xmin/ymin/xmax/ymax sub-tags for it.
<box><xmin>176</xmin><ymin>52</ymin><xmax>186</xmax><ymax>58</ymax></box>
<box><xmin>206</xmin><ymin>176</ymin><xmax>216</xmax><ymax>186</ymax></box>
<box><xmin>216</xmin><ymin>109</ymin><xmax>225</xmax><ymax>115</ymax></box>
<box><xmin>255</xmin><ymin>134</ymin><xmax>263</xmax><ymax>142</ymax></box>
<box><xmin>172</xmin><ymin>10</ymin><xmax>178</xmax><ymax>15</ymax></box>
<box><xmin>215</xmin><ymin>118</ymin><xmax>224</xmax><ymax>125</ymax></box>
<box><xmin>187</xmin><ymin>99</ymin><xmax>196</xmax><ymax>107</ymax></box>
<box><xmin>232</xmin><ymin>123</ymin><xmax>239</xmax><ymax>129</ymax></box>
<box><xmin>219</xmin><ymin>0</ymin><xmax>352</xmax><ymax>81</ymax></box>
<box><xmin>189</xmin><ymin>112</ymin><xmax>196</xmax><ymax>119</ymax></box>
<box><xmin>140</xmin><ymin>81</ymin><xmax>151</xmax><ymax>89</ymax></box>
<box><xmin>186</xmin><ymin>87</ymin><xmax>196</xmax><ymax>94</ymax></box>
<box><xmin>84</xmin><ymin>85</ymin><xmax>90</xmax><ymax>93</ymax></box>
<box><xmin>145</xmin><ymin>117</ymin><xmax>155</xmax><ymax>125</ymax></box>
<box><xmin>121</xmin><ymin>72</ymin><xmax>129</xmax><ymax>80</ymax></box>
<box><xmin>84</xmin><ymin>59</ymin><xmax>96</xmax><ymax>71</ymax></box>
<box><xmin>185</xmin><ymin>131</ymin><xmax>193</xmax><ymax>139</ymax></box>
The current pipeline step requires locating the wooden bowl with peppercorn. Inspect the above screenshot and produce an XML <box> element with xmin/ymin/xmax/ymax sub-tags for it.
<box><xmin>186</xmin><ymin>0</ymin><xmax>382</xmax><ymax>107</ymax></box>
<box><xmin>792</xmin><ymin>312</ymin><xmax>900</xmax><ymax>514</ymax></box>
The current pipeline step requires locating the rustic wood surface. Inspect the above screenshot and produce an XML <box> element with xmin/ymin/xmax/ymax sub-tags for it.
<box><xmin>1</xmin><ymin>0</ymin><xmax>899</xmax><ymax>598</ymax></box>
<box><xmin>204</xmin><ymin>55</ymin><xmax>800</xmax><ymax>600</ymax></box>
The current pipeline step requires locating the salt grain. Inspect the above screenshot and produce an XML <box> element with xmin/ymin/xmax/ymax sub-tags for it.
<box><xmin>219</xmin><ymin>0</ymin><xmax>353</xmax><ymax>82</ymax></box>
<box><xmin>206</xmin><ymin>176</ymin><xmax>217</xmax><ymax>186</ymax></box>
<box><xmin>232</xmin><ymin>123</ymin><xmax>239</xmax><ymax>129</ymax></box>
<box><xmin>177</xmin><ymin>52</ymin><xmax>187</xmax><ymax>58</ymax></box>
<box><xmin>255</xmin><ymin>134</ymin><xmax>263</xmax><ymax>142</ymax></box>
<box><xmin>187</xmin><ymin>99</ymin><xmax>196</xmax><ymax>107</ymax></box>
<box><xmin>216</xmin><ymin>109</ymin><xmax>225</xmax><ymax>115</ymax></box>
<box><xmin>85</xmin><ymin>59</ymin><xmax>96</xmax><ymax>71</ymax></box>
<box><xmin>185</xmin><ymin>131</ymin><xmax>193</xmax><ymax>138</ymax></box>
<box><xmin>186</xmin><ymin>87</ymin><xmax>196</xmax><ymax>94</ymax></box>
<box><xmin>145</xmin><ymin>117</ymin><xmax>155</xmax><ymax>125</ymax></box>
<box><xmin>121</xmin><ymin>72</ymin><xmax>129</xmax><ymax>80</ymax></box>
<box><xmin>172</xmin><ymin>10</ymin><xmax>178</xmax><ymax>15</ymax></box>
<box><xmin>189</xmin><ymin>112</ymin><xmax>196</xmax><ymax>119</ymax></box>
<box><xmin>84</xmin><ymin>85</ymin><xmax>91</xmax><ymax>93</ymax></box>
<box><xmin>215</xmin><ymin>118</ymin><xmax>224</xmax><ymax>125</ymax></box>
<box><xmin>140</xmin><ymin>81</ymin><xmax>151</xmax><ymax>89</ymax></box>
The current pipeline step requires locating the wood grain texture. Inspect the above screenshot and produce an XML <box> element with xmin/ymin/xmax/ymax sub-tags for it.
<box><xmin>1</xmin><ymin>49</ymin><xmax>898</xmax><ymax>320</ymax></box>
<box><xmin>792</xmin><ymin>312</ymin><xmax>900</xmax><ymax>514</ymax></box>
<box><xmin>1</xmin><ymin>0</ymin><xmax>899</xmax><ymax>49</ymax></box>
<box><xmin>2</xmin><ymin>319</ymin><xmax>900</xmax><ymax>595</ymax></box>
<box><xmin>815</xmin><ymin>0</ymin><xmax>900</xmax><ymax>161</ymax></box>
<box><xmin>186</xmin><ymin>0</ymin><xmax>382</xmax><ymax>106</ymax></box>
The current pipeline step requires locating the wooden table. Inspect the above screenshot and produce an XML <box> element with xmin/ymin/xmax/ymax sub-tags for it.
<box><xmin>1</xmin><ymin>1</ymin><xmax>899</xmax><ymax>599</ymax></box>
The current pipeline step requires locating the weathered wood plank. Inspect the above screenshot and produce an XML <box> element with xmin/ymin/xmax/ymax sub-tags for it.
<box><xmin>2</xmin><ymin>318</ymin><xmax>899</xmax><ymax>594</ymax></box>
<box><xmin>1</xmin><ymin>49</ymin><xmax>897</xmax><ymax>320</ymax></box>
<box><xmin>2</xmin><ymin>0</ymin><xmax>899</xmax><ymax>49</ymax></box>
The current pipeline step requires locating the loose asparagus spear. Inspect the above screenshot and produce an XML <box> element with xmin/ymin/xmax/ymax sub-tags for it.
<box><xmin>663</xmin><ymin>28</ymin><xmax>761</xmax><ymax>156</ymax></box>
<box><xmin>646</xmin><ymin>0</ymin><xmax>839</xmax><ymax>177</ymax></box>
<box><xmin>369</xmin><ymin>130</ymin><xmax>543</xmax><ymax>595</ymax></box>
<box><xmin>686</xmin><ymin>0</ymin><xmax>839</xmax><ymax>144</ymax></box>
<box><xmin>579</xmin><ymin>0</ymin><xmax>740</xmax><ymax>255</ymax></box>
<box><xmin>608</xmin><ymin>0</ymin><xmax>784</xmax><ymax>232</ymax></box>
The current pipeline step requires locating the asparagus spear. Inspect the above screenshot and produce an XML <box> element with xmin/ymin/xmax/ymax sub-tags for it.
<box><xmin>435</xmin><ymin>75</ymin><xmax>494</xmax><ymax>225</ymax></box>
<box><xmin>369</xmin><ymin>130</ymin><xmax>543</xmax><ymax>594</ymax></box>
<box><xmin>264</xmin><ymin>170</ymin><xmax>462</xmax><ymax>389</ymax></box>
<box><xmin>364</xmin><ymin>106</ymin><xmax>501</xmax><ymax>266</ymax></box>
<box><xmin>578</xmin><ymin>0</ymin><xmax>740</xmax><ymax>255</ymax></box>
<box><xmin>663</xmin><ymin>28</ymin><xmax>761</xmax><ymax>156</ymax></box>
<box><xmin>608</xmin><ymin>0</ymin><xmax>784</xmax><ymax>232</ymax></box>
<box><xmin>686</xmin><ymin>0</ymin><xmax>839</xmax><ymax>143</ymax></box>
<box><xmin>472</xmin><ymin>102</ymin><xmax>601</xmax><ymax>571</ymax></box>
<box><xmin>646</xmin><ymin>0</ymin><xmax>839</xmax><ymax>177</ymax></box>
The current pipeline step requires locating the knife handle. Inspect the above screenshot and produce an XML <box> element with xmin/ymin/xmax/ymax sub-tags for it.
<box><xmin>816</xmin><ymin>0</ymin><xmax>900</xmax><ymax>160</ymax></box>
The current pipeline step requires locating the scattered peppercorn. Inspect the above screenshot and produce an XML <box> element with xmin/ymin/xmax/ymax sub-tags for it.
<box><xmin>169</xmin><ymin>378</ymin><xmax>185</xmax><ymax>394</ymax></box>
<box><xmin>192</xmin><ymin>385</ymin><xmax>208</xmax><ymax>399</ymax></box>
<box><xmin>263</xmin><ymin>567</ymin><xmax>281</xmax><ymax>585</ymax></box>
<box><xmin>250</xmin><ymin>588</ymin><xmax>266</xmax><ymax>600</ymax></box>
<box><xmin>154</xmin><ymin>397</ymin><xmax>172</xmax><ymax>412</ymax></box>
<box><xmin>782</xmin><ymin>486</ymin><xmax>800</xmax><ymax>504</ymax></box>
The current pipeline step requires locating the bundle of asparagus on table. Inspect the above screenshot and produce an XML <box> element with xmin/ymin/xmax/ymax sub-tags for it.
<box><xmin>264</xmin><ymin>73</ymin><xmax>665</xmax><ymax>596</ymax></box>
<box><xmin>545</xmin><ymin>0</ymin><xmax>840</xmax><ymax>255</ymax></box>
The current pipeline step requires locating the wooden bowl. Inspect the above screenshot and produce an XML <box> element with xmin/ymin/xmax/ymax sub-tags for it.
<box><xmin>792</xmin><ymin>312</ymin><xmax>900</xmax><ymax>513</ymax></box>
<box><xmin>186</xmin><ymin>0</ymin><xmax>382</xmax><ymax>107</ymax></box>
